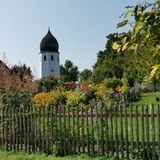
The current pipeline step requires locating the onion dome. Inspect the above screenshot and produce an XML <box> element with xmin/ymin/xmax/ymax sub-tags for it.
<box><xmin>40</xmin><ymin>29</ymin><xmax>59</xmax><ymax>52</ymax></box>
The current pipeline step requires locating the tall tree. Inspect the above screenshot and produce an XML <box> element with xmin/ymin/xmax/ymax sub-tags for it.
<box><xmin>60</xmin><ymin>60</ymin><xmax>79</xmax><ymax>82</ymax></box>
<box><xmin>92</xmin><ymin>33</ymin><xmax>126</xmax><ymax>83</ymax></box>
<box><xmin>80</xmin><ymin>69</ymin><xmax>92</xmax><ymax>83</ymax></box>
<box><xmin>112</xmin><ymin>0</ymin><xmax>160</xmax><ymax>88</ymax></box>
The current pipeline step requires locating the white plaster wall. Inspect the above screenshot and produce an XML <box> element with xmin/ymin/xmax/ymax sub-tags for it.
<box><xmin>40</xmin><ymin>52</ymin><xmax>60</xmax><ymax>78</ymax></box>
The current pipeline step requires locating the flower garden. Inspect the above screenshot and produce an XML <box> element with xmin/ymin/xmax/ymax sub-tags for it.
<box><xmin>32</xmin><ymin>80</ymin><xmax>137</xmax><ymax>109</ymax></box>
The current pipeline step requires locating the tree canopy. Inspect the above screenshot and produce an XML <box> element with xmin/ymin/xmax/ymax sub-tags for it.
<box><xmin>79</xmin><ymin>69</ymin><xmax>92</xmax><ymax>83</ymax></box>
<box><xmin>112</xmin><ymin>0</ymin><xmax>160</xmax><ymax>87</ymax></box>
<box><xmin>60</xmin><ymin>60</ymin><xmax>79</xmax><ymax>82</ymax></box>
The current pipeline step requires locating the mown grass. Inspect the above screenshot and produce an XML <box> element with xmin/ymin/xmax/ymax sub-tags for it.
<box><xmin>133</xmin><ymin>92</ymin><xmax>160</xmax><ymax>105</ymax></box>
<box><xmin>0</xmin><ymin>150</ymin><xmax>119</xmax><ymax>160</ymax></box>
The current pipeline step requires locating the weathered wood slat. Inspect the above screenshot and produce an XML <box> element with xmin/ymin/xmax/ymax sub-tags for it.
<box><xmin>130</xmin><ymin>105</ymin><xmax>133</xmax><ymax>159</ymax></box>
<box><xmin>120</xmin><ymin>105</ymin><xmax>124</xmax><ymax>159</ymax></box>
<box><xmin>105</xmin><ymin>106</ymin><xmax>109</xmax><ymax>156</ymax></box>
<box><xmin>27</xmin><ymin>107</ymin><xmax>30</xmax><ymax>153</ymax></box>
<box><xmin>67</xmin><ymin>107</ymin><xmax>71</xmax><ymax>154</ymax></box>
<box><xmin>141</xmin><ymin>105</ymin><xmax>145</xmax><ymax>159</ymax></box>
<box><xmin>8</xmin><ymin>107</ymin><xmax>12</xmax><ymax>151</ymax></box>
<box><xmin>42</xmin><ymin>107</ymin><xmax>45</xmax><ymax>153</ymax></box>
<box><xmin>91</xmin><ymin>105</ymin><xmax>95</xmax><ymax>155</ymax></box>
<box><xmin>76</xmin><ymin>107</ymin><xmax>80</xmax><ymax>154</ymax></box>
<box><xmin>125</xmin><ymin>106</ymin><xmax>129</xmax><ymax>159</ymax></box>
<box><xmin>151</xmin><ymin>104</ymin><xmax>156</xmax><ymax>160</ymax></box>
<box><xmin>95</xmin><ymin>104</ymin><xmax>100</xmax><ymax>155</ymax></box>
<box><xmin>19</xmin><ymin>107</ymin><xmax>23</xmax><ymax>151</ymax></box>
<box><xmin>72</xmin><ymin>107</ymin><xmax>76</xmax><ymax>154</ymax></box>
<box><xmin>51</xmin><ymin>106</ymin><xmax>54</xmax><ymax>154</ymax></box>
<box><xmin>38</xmin><ymin>107</ymin><xmax>41</xmax><ymax>152</ymax></box>
<box><xmin>114</xmin><ymin>106</ymin><xmax>118</xmax><ymax>158</ymax></box>
<box><xmin>23</xmin><ymin>107</ymin><xmax>27</xmax><ymax>152</ymax></box>
<box><xmin>110</xmin><ymin>110</ymin><xmax>114</xmax><ymax>156</ymax></box>
<box><xmin>5</xmin><ymin>107</ymin><xmax>9</xmax><ymax>150</ymax></box>
<box><xmin>33</xmin><ymin>106</ymin><xmax>37</xmax><ymax>152</ymax></box>
<box><xmin>145</xmin><ymin>105</ymin><xmax>150</xmax><ymax>159</ymax></box>
<box><xmin>59</xmin><ymin>106</ymin><xmax>62</xmax><ymax>155</ymax></box>
<box><xmin>17</xmin><ymin>107</ymin><xmax>20</xmax><ymax>151</ymax></box>
<box><xmin>135</xmin><ymin>105</ymin><xmax>139</xmax><ymax>149</ymax></box>
<box><xmin>157</xmin><ymin>104</ymin><xmax>160</xmax><ymax>153</ymax></box>
<box><xmin>63</xmin><ymin>106</ymin><xmax>66</xmax><ymax>155</ymax></box>
<box><xmin>100</xmin><ymin>105</ymin><xmax>104</xmax><ymax>156</ymax></box>
<box><xmin>55</xmin><ymin>107</ymin><xmax>58</xmax><ymax>154</ymax></box>
<box><xmin>46</xmin><ymin>106</ymin><xmax>50</xmax><ymax>155</ymax></box>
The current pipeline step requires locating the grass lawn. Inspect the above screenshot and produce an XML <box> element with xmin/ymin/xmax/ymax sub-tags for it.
<box><xmin>0</xmin><ymin>150</ymin><xmax>119</xmax><ymax>160</ymax></box>
<box><xmin>133</xmin><ymin>91</ymin><xmax>160</xmax><ymax>105</ymax></box>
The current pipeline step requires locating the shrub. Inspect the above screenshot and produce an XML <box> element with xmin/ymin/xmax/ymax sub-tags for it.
<box><xmin>32</xmin><ymin>92</ymin><xmax>53</xmax><ymax>107</ymax></box>
<box><xmin>104</xmin><ymin>77</ymin><xmax>123</xmax><ymax>89</ymax></box>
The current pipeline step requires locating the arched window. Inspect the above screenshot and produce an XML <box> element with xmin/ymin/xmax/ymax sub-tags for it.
<box><xmin>51</xmin><ymin>55</ymin><xmax>54</xmax><ymax>61</ymax></box>
<box><xmin>44</xmin><ymin>55</ymin><xmax>46</xmax><ymax>61</ymax></box>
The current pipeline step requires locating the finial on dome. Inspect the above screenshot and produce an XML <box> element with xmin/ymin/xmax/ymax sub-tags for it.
<box><xmin>48</xmin><ymin>26</ymin><xmax>50</xmax><ymax>32</ymax></box>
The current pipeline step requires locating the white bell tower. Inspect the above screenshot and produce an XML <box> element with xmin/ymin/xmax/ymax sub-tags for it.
<box><xmin>39</xmin><ymin>28</ymin><xmax>60</xmax><ymax>78</ymax></box>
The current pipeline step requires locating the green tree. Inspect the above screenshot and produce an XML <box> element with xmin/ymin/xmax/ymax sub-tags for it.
<box><xmin>36</xmin><ymin>76</ymin><xmax>59</xmax><ymax>92</ymax></box>
<box><xmin>79</xmin><ymin>69</ymin><xmax>92</xmax><ymax>83</ymax></box>
<box><xmin>60</xmin><ymin>60</ymin><xmax>79</xmax><ymax>82</ymax></box>
<box><xmin>92</xmin><ymin>33</ymin><xmax>126</xmax><ymax>83</ymax></box>
<box><xmin>112</xmin><ymin>0</ymin><xmax>160</xmax><ymax>81</ymax></box>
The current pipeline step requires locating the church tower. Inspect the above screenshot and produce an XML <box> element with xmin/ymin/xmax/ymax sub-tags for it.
<box><xmin>39</xmin><ymin>28</ymin><xmax>60</xmax><ymax>78</ymax></box>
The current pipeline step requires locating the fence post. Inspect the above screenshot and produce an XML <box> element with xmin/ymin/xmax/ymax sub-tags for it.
<box><xmin>100</xmin><ymin>103</ymin><xmax>104</xmax><ymax>156</ymax></box>
<box><xmin>157</xmin><ymin>104</ymin><xmax>160</xmax><ymax>157</ymax></box>
<box><xmin>124</xmin><ymin>106</ymin><xmax>129</xmax><ymax>159</ymax></box>
<box><xmin>85</xmin><ymin>106</ymin><xmax>90</xmax><ymax>155</ymax></box>
<box><xmin>63</xmin><ymin>106</ymin><xmax>66</xmax><ymax>155</ymax></box>
<box><xmin>114</xmin><ymin>105</ymin><xmax>118</xmax><ymax>158</ymax></box>
<box><xmin>120</xmin><ymin>105</ymin><xmax>124</xmax><ymax>159</ymax></box>
<box><xmin>95</xmin><ymin>103</ymin><xmax>100</xmax><ymax>155</ymax></box>
<box><xmin>141</xmin><ymin>105</ymin><xmax>145</xmax><ymax>159</ymax></box>
<box><xmin>67</xmin><ymin>107</ymin><xmax>71</xmax><ymax>154</ymax></box>
<box><xmin>105</xmin><ymin>106</ymin><xmax>109</xmax><ymax>156</ymax></box>
<box><xmin>145</xmin><ymin>105</ymin><xmax>150</xmax><ymax>159</ymax></box>
<box><xmin>151</xmin><ymin>104</ymin><xmax>156</xmax><ymax>160</ymax></box>
<box><xmin>76</xmin><ymin>106</ymin><xmax>80</xmax><ymax>154</ymax></box>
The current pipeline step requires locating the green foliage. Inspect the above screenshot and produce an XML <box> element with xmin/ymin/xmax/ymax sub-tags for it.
<box><xmin>149</xmin><ymin>65</ymin><xmax>160</xmax><ymax>81</ymax></box>
<box><xmin>114</xmin><ymin>1</ymin><xmax>160</xmax><ymax>52</ymax></box>
<box><xmin>60</xmin><ymin>60</ymin><xmax>79</xmax><ymax>82</ymax></box>
<box><xmin>104</xmin><ymin>78</ymin><xmax>123</xmax><ymax>89</ymax></box>
<box><xmin>1</xmin><ymin>91</ymin><xmax>33</xmax><ymax>108</ymax></box>
<box><xmin>92</xmin><ymin>33</ymin><xmax>125</xmax><ymax>83</ymax></box>
<box><xmin>113</xmin><ymin>0</ymin><xmax>160</xmax><ymax>84</ymax></box>
<box><xmin>36</xmin><ymin>76</ymin><xmax>59</xmax><ymax>92</ymax></box>
<box><xmin>79</xmin><ymin>69</ymin><xmax>92</xmax><ymax>83</ymax></box>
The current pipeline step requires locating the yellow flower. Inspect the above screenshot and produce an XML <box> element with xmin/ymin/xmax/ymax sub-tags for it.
<box><xmin>95</xmin><ymin>84</ymin><xmax>113</xmax><ymax>100</ymax></box>
<box><xmin>66</xmin><ymin>90</ymin><xmax>84</xmax><ymax>107</ymax></box>
<box><xmin>32</xmin><ymin>92</ymin><xmax>53</xmax><ymax>108</ymax></box>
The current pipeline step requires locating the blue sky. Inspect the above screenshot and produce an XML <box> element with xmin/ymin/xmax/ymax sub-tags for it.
<box><xmin>0</xmin><ymin>0</ymin><xmax>153</xmax><ymax>78</ymax></box>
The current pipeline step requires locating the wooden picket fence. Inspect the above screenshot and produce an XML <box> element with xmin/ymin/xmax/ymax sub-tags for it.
<box><xmin>0</xmin><ymin>103</ymin><xmax>160</xmax><ymax>159</ymax></box>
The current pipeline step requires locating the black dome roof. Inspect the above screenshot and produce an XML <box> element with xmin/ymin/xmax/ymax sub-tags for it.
<box><xmin>40</xmin><ymin>29</ymin><xmax>59</xmax><ymax>52</ymax></box>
